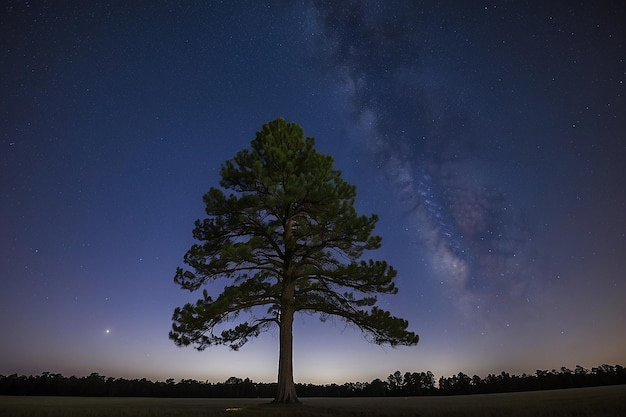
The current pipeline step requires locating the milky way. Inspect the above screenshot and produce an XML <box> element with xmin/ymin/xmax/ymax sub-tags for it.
<box><xmin>312</xmin><ymin>1</ymin><xmax>541</xmax><ymax>323</ymax></box>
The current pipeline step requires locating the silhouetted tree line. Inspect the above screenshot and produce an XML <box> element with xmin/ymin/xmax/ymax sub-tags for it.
<box><xmin>1</xmin><ymin>364</ymin><xmax>624</xmax><ymax>398</ymax></box>
<box><xmin>434</xmin><ymin>364</ymin><xmax>626</xmax><ymax>396</ymax></box>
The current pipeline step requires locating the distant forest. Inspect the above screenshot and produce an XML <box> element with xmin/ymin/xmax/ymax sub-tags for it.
<box><xmin>1</xmin><ymin>364</ymin><xmax>624</xmax><ymax>398</ymax></box>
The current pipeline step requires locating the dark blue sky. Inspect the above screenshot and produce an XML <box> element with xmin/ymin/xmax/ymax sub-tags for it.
<box><xmin>1</xmin><ymin>1</ymin><xmax>625</xmax><ymax>384</ymax></box>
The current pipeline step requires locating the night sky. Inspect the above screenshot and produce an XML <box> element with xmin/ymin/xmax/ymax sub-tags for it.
<box><xmin>1</xmin><ymin>1</ymin><xmax>625</xmax><ymax>385</ymax></box>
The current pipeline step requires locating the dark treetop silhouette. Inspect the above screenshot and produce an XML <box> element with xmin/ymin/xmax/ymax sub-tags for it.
<box><xmin>169</xmin><ymin>118</ymin><xmax>419</xmax><ymax>403</ymax></box>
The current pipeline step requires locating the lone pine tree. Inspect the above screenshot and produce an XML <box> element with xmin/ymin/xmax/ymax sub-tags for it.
<box><xmin>170</xmin><ymin>118</ymin><xmax>419</xmax><ymax>403</ymax></box>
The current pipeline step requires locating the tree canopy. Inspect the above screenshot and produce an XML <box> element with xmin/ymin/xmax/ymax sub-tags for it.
<box><xmin>170</xmin><ymin>118</ymin><xmax>418</xmax><ymax>403</ymax></box>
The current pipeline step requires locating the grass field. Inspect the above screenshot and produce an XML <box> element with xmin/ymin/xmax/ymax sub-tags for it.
<box><xmin>1</xmin><ymin>385</ymin><xmax>624</xmax><ymax>417</ymax></box>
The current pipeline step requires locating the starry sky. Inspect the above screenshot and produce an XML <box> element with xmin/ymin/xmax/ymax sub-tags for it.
<box><xmin>1</xmin><ymin>1</ymin><xmax>625</xmax><ymax>385</ymax></box>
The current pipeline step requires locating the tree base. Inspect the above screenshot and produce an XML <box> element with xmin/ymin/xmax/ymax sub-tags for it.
<box><xmin>271</xmin><ymin>396</ymin><xmax>301</xmax><ymax>405</ymax></box>
<box><xmin>270</xmin><ymin>401</ymin><xmax>302</xmax><ymax>405</ymax></box>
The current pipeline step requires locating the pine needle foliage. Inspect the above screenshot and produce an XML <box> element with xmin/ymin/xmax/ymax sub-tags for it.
<box><xmin>170</xmin><ymin>118</ymin><xmax>418</xmax><ymax>402</ymax></box>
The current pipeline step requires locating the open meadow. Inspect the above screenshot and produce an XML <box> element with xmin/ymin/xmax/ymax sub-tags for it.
<box><xmin>1</xmin><ymin>385</ymin><xmax>624</xmax><ymax>417</ymax></box>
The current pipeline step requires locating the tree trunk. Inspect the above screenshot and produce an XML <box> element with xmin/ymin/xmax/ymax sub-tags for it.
<box><xmin>273</xmin><ymin>286</ymin><xmax>299</xmax><ymax>404</ymax></box>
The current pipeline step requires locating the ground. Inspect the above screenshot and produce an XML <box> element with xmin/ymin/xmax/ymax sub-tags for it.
<box><xmin>1</xmin><ymin>385</ymin><xmax>624</xmax><ymax>417</ymax></box>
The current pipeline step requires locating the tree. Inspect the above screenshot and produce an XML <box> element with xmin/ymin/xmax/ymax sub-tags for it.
<box><xmin>387</xmin><ymin>370</ymin><xmax>405</xmax><ymax>394</ymax></box>
<box><xmin>169</xmin><ymin>118</ymin><xmax>419</xmax><ymax>403</ymax></box>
